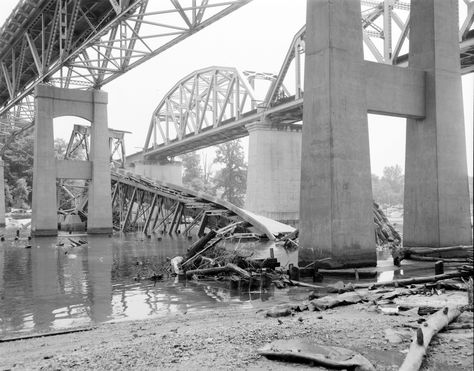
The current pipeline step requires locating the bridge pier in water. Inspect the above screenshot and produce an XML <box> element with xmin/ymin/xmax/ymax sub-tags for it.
<box><xmin>403</xmin><ymin>0</ymin><xmax>472</xmax><ymax>247</ymax></box>
<box><xmin>299</xmin><ymin>0</ymin><xmax>376</xmax><ymax>268</ymax></box>
<box><xmin>31</xmin><ymin>85</ymin><xmax>112</xmax><ymax>236</ymax></box>
<box><xmin>245</xmin><ymin>118</ymin><xmax>301</xmax><ymax>226</ymax></box>
<box><xmin>299</xmin><ymin>0</ymin><xmax>472</xmax><ymax>268</ymax></box>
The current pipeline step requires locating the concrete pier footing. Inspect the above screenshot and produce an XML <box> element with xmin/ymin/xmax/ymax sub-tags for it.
<box><xmin>245</xmin><ymin>119</ymin><xmax>301</xmax><ymax>225</ymax></box>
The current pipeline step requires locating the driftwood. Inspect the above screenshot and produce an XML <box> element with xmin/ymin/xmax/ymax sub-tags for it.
<box><xmin>392</xmin><ymin>246</ymin><xmax>473</xmax><ymax>266</ymax></box>
<box><xmin>409</xmin><ymin>254</ymin><xmax>467</xmax><ymax>263</ymax></box>
<box><xmin>399</xmin><ymin>306</ymin><xmax>462</xmax><ymax>371</ymax></box>
<box><xmin>67</xmin><ymin>238</ymin><xmax>82</xmax><ymax>247</ymax></box>
<box><xmin>409</xmin><ymin>246</ymin><xmax>472</xmax><ymax>255</ymax></box>
<box><xmin>185</xmin><ymin>230</ymin><xmax>217</xmax><ymax>259</ymax></box>
<box><xmin>353</xmin><ymin>272</ymin><xmax>464</xmax><ymax>290</ymax></box>
<box><xmin>288</xmin><ymin>279</ymin><xmax>323</xmax><ymax>290</ymax></box>
<box><xmin>259</xmin><ymin>341</ymin><xmax>375</xmax><ymax>371</ymax></box>
<box><xmin>185</xmin><ymin>263</ymin><xmax>251</xmax><ymax>279</ymax></box>
<box><xmin>373</xmin><ymin>202</ymin><xmax>401</xmax><ymax>246</ymax></box>
<box><xmin>181</xmin><ymin>237</ymin><xmax>223</xmax><ymax>269</ymax></box>
<box><xmin>0</xmin><ymin>326</ymin><xmax>96</xmax><ymax>343</ymax></box>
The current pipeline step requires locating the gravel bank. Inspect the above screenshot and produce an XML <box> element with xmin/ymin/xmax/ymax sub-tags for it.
<box><xmin>1</xmin><ymin>293</ymin><xmax>472</xmax><ymax>371</ymax></box>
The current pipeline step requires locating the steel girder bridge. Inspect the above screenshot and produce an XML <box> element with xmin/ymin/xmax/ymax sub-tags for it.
<box><xmin>0</xmin><ymin>0</ymin><xmax>251</xmax><ymax>151</ymax></box>
<box><xmin>143</xmin><ymin>0</ymin><xmax>474</xmax><ymax>160</ymax></box>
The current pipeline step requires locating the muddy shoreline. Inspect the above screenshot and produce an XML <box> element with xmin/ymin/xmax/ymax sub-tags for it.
<box><xmin>1</xmin><ymin>287</ymin><xmax>472</xmax><ymax>371</ymax></box>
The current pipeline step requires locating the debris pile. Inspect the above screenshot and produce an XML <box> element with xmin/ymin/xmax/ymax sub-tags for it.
<box><xmin>373</xmin><ymin>202</ymin><xmax>401</xmax><ymax>246</ymax></box>
<box><xmin>259</xmin><ymin>269</ymin><xmax>473</xmax><ymax>370</ymax></box>
<box><xmin>275</xmin><ymin>202</ymin><xmax>401</xmax><ymax>252</ymax></box>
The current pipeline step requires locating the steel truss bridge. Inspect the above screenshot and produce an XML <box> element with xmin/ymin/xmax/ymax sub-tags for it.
<box><xmin>0</xmin><ymin>0</ymin><xmax>251</xmax><ymax>148</ymax></box>
<box><xmin>1</xmin><ymin>1</ymin><xmax>472</xmax><ymax>155</ymax></box>
<box><xmin>142</xmin><ymin>0</ymin><xmax>474</xmax><ymax>159</ymax></box>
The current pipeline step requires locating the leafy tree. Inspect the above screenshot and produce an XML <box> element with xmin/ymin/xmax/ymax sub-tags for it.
<box><xmin>372</xmin><ymin>165</ymin><xmax>404</xmax><ymax>206</ymax></box>
<box><xmin>54</xmin><ymin>138</ymin><xmax>67</xmax><ymax>159</ymax></box>
<box><xmin>2</xmin><ymin>133</ymin><xmax>34</xmax><ymax>202</ymax></box>
<box><xmin>181</xmin><ymin>151</ymin><xmax>216</xmax><ymax>195</ymax></box>
<box><xmin>11</xmin><ymin>178</ymin><xmax>30</xmax><ymax>208</ymax></box>
<box><xmin>212</xmin><ymin>140</ymin><xmax>247</xmax><ymax>207</ymax></box>
<box><xmin>182</xmin><ymin>152</ymin><xmax>203</xmax><ymax>186</ymax></box>
<box><xmin>4</xmin><ymin>183</ymin><xmax>13</xmax><ymax>209</ymax></box>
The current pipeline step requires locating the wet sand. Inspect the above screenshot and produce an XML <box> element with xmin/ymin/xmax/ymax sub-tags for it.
<box><xmin>1</xmin><ymin>290</ymin><xmax>472</xmax><ymax>371</ymax></box>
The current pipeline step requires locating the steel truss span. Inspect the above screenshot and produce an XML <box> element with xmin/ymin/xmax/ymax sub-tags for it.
<box><xmin>144</xmin><ymin>0</ymin><xmax>474</xmax><ymax>160</ymax></box>
<box><xmin>0</xmin><ymin>0</ymin><xmax>250</xmax><ymax>137</ymax></box>
<box><xmin>143</xmin><ymin>66</ymin><xmax>286</xmax><ymax>158</ymax></box>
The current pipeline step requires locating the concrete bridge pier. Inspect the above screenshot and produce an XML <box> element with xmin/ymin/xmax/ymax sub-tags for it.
<box><xmin>245</xmin><ymin>118</ymin><xmax>301</xmax><ymax>225</ymax></box>
<box><xmin>31</xmin><ymin>85</ymin><xmax>112</xmax><ymax>236</ymax></box>
<box><xmin>404</xmin><ymin>0</ymin><xmax>473</xmax><ymax>247</ymax></box>
<box><xmin>298</xmin><ymin>0</ymin><xmax>376</xmax><ymax>268</ymax></box>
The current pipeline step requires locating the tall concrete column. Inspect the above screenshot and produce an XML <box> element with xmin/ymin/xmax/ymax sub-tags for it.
<box><xmin>245</xmin><ymin>118</ymin><xmax>301</xmax><ymax>225</ymax></box>
<box><xmin>299</xmin><ymin>0</ymin><xmax>376</xmax><ymax>267</ymax></box>
<box><xmin>31</xmin><ymin>89</ymin><xmax>57</xmax><ymax>236</ymax></box>
<box><xmin>0</xmin><ymin>159</ymin><xmax>5</xmax><ymax>227</ymax></box>
<box><xmin>404</xmin><ymin>0</ymin><xmax>472</xmax><ymax>247</ymax></box>
<box><xmin>87</xmin><ymin>91</ymin><xmax>113</xmax><ymax>234</ymax></box>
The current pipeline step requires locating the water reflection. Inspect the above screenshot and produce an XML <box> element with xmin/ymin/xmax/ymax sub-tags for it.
<box><xmin>0</xmin><ymin>232</ymin><xmax>296</xmax><ymax>338</ymax></box>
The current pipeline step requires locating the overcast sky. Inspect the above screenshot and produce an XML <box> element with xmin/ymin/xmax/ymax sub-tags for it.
<box><xmin>0</xmin><ymin>0</ymin><xmax>472</xmax><ymax>176</ymax></box>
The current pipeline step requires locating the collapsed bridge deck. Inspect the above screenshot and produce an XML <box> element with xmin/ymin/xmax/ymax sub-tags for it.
<box><xmin>110</xmin><ymin>169</ymin><xmax>295</xmax><ymax>241</ymax></box>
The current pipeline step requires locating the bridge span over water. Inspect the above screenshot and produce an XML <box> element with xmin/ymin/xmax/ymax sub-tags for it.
<box><xmin>0</xmin><ymin>0</ymin><xmax>472</xmax><ymax>268</ymax></box>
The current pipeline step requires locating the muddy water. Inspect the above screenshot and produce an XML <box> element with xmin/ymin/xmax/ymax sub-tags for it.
<box><xmin>0</xmin><ymin>221</ymin><xmax>444</xmax><ymax>339</ymax></box>
<box><xmin>0</xmin><ymin>226</ymin><xmax>302</xmax><ymax>338</ymax></box>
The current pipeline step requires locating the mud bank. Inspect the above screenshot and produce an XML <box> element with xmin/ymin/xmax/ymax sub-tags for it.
<box><xmin>0</xmin><ymin>290</ymin><xmax>472</xmax><ymax>371</ymax></box>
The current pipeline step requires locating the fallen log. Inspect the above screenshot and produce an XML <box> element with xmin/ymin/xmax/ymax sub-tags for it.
<box><xmin>0</xmin><ymin>326</ymin><xmax>96</xmax><ymax>343</ymax></box>
<box><xmin>409</xmin><ymin>254</ymin><xmax>468</xmax><ymax>263</ymax></box>
<box><xmin>67</xmin><ymin>238</ymin><xmax>82</xmax><ymax>247</ymax></box>
<box><xmin>399</xmin><ymin>306</ymin><xmax>462</xmax><ymax>371</ymax></box>
<box><xmin>185</xmin><ymin>263</ymin><xmax>251</xmax><ymax>279</ymax></box>
<box><xmin>181</xmin><ymin>237</ymin><xmax>223</xmax><ymax>269</ymax></box>
<box><xmin>353</xmin><ymin>271</ymin><xmax>464</xmax><ymax>290</ymax></box>
<box><xmin>227</xmin><ymin>263</ymin><xmax>252</xmax><ymax>279</ymax></box>
<box><xmin>185</xmin><ymin>230</ymin><xmax>217</xmax><ymax>259</ymax></box>
<box><xmin>259</xmin><ymin>340</ymin><xmax>375</xmax><ymax>371</ymax></box>
<box><xmin>409</xmin><ymin>246</ymin><xmax>472</xmax><ymax>255</ymax></box>
<box><xmin>288</xmin><ymin>279</ymin><xmax>324</xmax><ymax>290</ymax></box>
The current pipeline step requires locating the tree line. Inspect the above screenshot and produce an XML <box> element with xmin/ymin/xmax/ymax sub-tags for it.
<box><xmin>2</xmin><ymin>133</ymin><xmax>473</xmax><ymax>211</ymax></box>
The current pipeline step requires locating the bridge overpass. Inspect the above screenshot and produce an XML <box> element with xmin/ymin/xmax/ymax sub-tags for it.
<box><xmin>138</xmin><ymin>0</ymin><xmax>473</xmax><ymax>267</ymax></box>
<box><xmin>0</xmin><ymin>0</ymin><xmax>250</xmax><ymax>145</ymax></box>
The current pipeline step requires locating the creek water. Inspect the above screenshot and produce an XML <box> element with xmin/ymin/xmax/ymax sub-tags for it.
<box><xmin>0</xmin><ymin>220</ymin><xmax>439</xmax><ymax>339</ymax></box>
<box><xmin>0</xmin><ymin>223</ymin><xmax>303</xmax><ymax>338</ymax></box>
